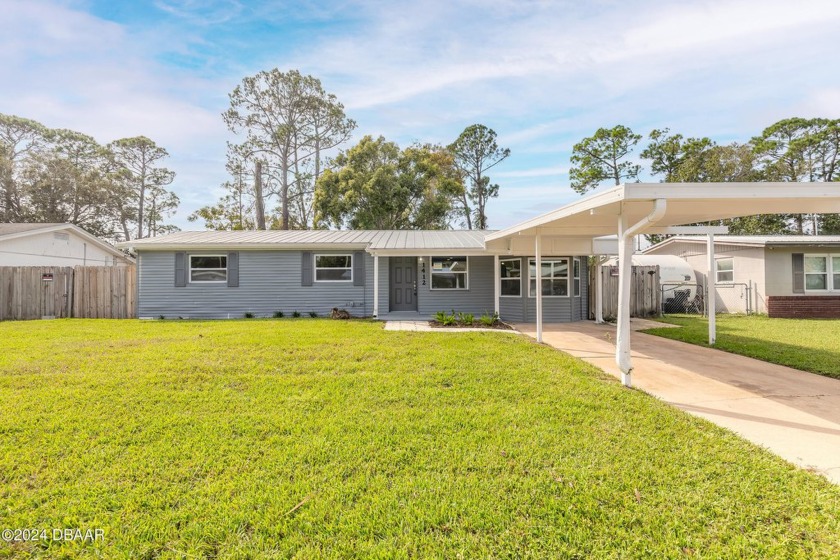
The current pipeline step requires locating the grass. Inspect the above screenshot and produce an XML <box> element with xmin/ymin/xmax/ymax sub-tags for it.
<box><xmin>0</xmin><ymin>319</ymin><xmax>839</xmax><ymax>559</ymax></box>
<box><xmin>644</xmin><ymin>315</ymin><xmax>840</xmax><ymax>379</ymax></box>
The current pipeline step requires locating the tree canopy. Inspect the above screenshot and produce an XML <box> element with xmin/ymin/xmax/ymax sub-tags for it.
<box><xmin>314</xmin><ymin>136</ymin><xmax>464</xmax><ymax>230</ymax></box>
<box><xmin>216</xmin><ymin>68</ymin><xmax>356</xmax><ymax>230</ymax></box>
<box><xmin>569</xmin><ymin>125</ymin><xmax>641</xmax><ymax>194</ymax></box>
<box><xmin>448</xmin><ymin>124</ymin><xmax>510</xmax><ymax>229</ymax></box>
<box><xmin>571</xmin><ymin>118</ymin><xmax>840</xmax><ymax>237</ymax></box>
<box><xmin>0</xmin><ymin>113</ymin><xmax>178</xmax><ymax>241</ymax></box>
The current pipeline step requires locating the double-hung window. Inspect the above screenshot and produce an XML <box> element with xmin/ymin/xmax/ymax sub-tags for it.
<box><xmin>804</xmin><ymin>254</ymin><xmax>840</xmax><ymax>291</ymax></box>
<box><xmin>529</xmin><ymin>257</ymin><xmax>569</xmax><ymax>297</ymax></box>
<box><xmin>499</xmin><ymin>258</ymin><xmax>521</xmax><ymax>297</ymax></box>
<box><xmin>315</xmin><ymin>255</ymin><xmax>353</xmax><ymax>282</ymax></box>
<box><xmin>431</xmin><ymin>256</ymin><xmax>468</xmax><ymax>290</ymax></box>
<box><xmin>190</xmin><ymin>255</ymin><xmax>227</xmax><ymax>283</ymax></box>
<box><xmin>716</xmin><ymin>257</ymin><xmax>734</xmax><ymax>283</ymax></box>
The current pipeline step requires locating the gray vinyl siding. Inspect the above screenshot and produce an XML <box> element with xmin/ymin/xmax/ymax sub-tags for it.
<box><xmin>364</xmin><ymin>255</ymin><xmax>389</xmax><ymax>316</ymax></box>
<box><xmin>138</xmin><ymin>250</ymin><xmax>370</xmax><ymax>319</ymax></box>
<box><xmin>417</xmin><ymin>256</ymin><xmax>494</xmax><ymax>315</ymax></box>
<box><xmin>497</xmin><ymin>256</ymin><xmax>588</xmax><ymax>323</ymax></box>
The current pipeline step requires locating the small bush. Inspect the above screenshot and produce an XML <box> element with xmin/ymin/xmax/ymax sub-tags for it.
<box><xmin>309</xmin><ymin>311</ymin><xmax>318</xmax><ymax>318</ymax></box>
<box><xmin>479</xmin><ymin>311</ymin><xmax>499</xmax><ymax>327</ymax></box>
<box><xmin>440</xmin><ymin>310</ymin><xmax>456</xmax><ymax>326</ymax></box>
<box><xmin>273</xmin><ymin>311</ymin><xmax>284</xmax><ymax>318</ymax></box>
<box><xmin>158</xmin><ymin>315</ymin><xmax>165</xmax><ymax>320</ymax></box>
<box><xmin>457</xmin><ymin>312</ymin><xmax>475</xmax><ymax>325</ymax></box>
<box><xmin>292</xmin><ymin>311</ymin><xmax>301</xmax><ymax>318</ymax></box>
<box><xmin>244</xmin><ymin>312</ymin><xmax>255</xmax><ymax>319</ymax></box>
<box><xmin>434</xmin><ymin>310</ymin><xmax>448</xmax><ymax>323</ymax></box>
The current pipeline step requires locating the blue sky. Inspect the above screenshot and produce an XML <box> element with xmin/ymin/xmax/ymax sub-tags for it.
<box><xmin>2</xmin><ymin>0</ymin><xmax>839</xmax><ymax>230</ymax></box>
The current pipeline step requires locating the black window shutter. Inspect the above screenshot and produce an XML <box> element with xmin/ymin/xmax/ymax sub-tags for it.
<box><xmin>174</xmin><ymin>252</ymin><xmax>187</xmax><ymax>287</ymax></box>
<box><xmin>792</xmin><ymin>253</ymin><xmax>804</xmax><ymax>293</ymax></box>
<box><xmin>353</xmin><ymin>251</ymin><xmax>365</xmax><ymax>286</ymax></box>
<box><xmin>227</xmin><ymin>251</ymin><xmax>239</xmax><ymax>287</ymax></box>
<box><xmin>301</xmin><ymin>252</ymin><xmax>313</xmax><ymax>286</ymax></box>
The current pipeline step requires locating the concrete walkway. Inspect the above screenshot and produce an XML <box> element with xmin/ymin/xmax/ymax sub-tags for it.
<box><xmin>514</xmin><ymin>320</ymin><xmax>840</xmax><ymax>485</ymax></box>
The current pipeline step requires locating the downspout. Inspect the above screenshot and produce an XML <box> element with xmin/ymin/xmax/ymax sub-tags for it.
<box><xmin>616</xmin><ymin>199</ymin><xmax>667</xmax><ymax>387</ymax></box>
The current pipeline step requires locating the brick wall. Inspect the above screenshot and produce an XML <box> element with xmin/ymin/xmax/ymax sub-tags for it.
<box><xmin>767</xmin><ymin>296</ymin><xmax>840</xmax><ymax>318</ymax></box>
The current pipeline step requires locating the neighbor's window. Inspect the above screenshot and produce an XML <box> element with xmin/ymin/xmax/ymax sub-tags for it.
<box><xmin>804</xmin><ymin>255</ymin><xmax>828</xmax><ymax>291</ymax></box>
<box><xmin>716</xmin><ymin>257</ymin><xmax>734</xmax><ymax>283</ymax></box>
<box><xmin>315</xmin><ymin>254</ymin><xmax>352</xmax><ymax>282</ymax></box>
<box><xmin>431</xmin><ymin>256</ymin><xmax>468</xmax><ymax>289</ymax></box>
<box><xmin>190</xmin><ymin>255</ymin><xmax>227</xmax><ymax>283</ymax></box>
<box><xmin>833</xmin><ymin>256</ymin><xmax>840</xmax><ymax>291</ymax></box>
<box><xmin>573</xmin><ymin>257</ymin><xmax>581</xmax><ymax>296</ymax></box>
<box><xmin>529</xmin><ymin>258</ymin><xmax>569</xmax><ymax>297</ymax></box>
<box><xmin>500</xmin><ymin>258</ymin><xmax>521</xmax><ymax>297</ymax></box>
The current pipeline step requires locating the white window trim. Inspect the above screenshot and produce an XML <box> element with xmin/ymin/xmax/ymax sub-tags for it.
<box><xmin>189</xmin><ymin>254</ymin><xmax>228</xmax><ymax>284</ymax></box>
<box><xmin>715</xmin><ymin>257</ymin><xmax>735</xmax><ymax>284</ymax></box>
<box><xmin>528</xmin><ymin>257</ymin><xmax>571</xmax><ymax>298</ymax></box>
<box><xmin>499</xmin><ymin>257</ymin><xmax>522</xmax><ymax>298</ymax></box>
<box><xmin>429</xmin><ymin>255</ymin><xmax>469</xmax><ymax>291</ymax></box>
<box><xmin>573</xmin><ymin>257</ymin><xmax>581</xmax><ymax>297</ymax></box>
<box><xmin>804</xmin><ymin>253</ymin><xmax>836</xmax><ymax>293</ymax></box>
<box><xmin>314</xmin><ymin>253</ymin><xmax>353</xmax><ymax>283</ymax></box>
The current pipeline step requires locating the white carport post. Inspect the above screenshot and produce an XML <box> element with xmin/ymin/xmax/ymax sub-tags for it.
<box><xmin>616</xmin><ymin>199</ymin><xmax>667</xmax><ymax>387</ymax></box>
<box><xmin>493</xmin><ymin>254</ymin><xmax>500</xmax><ymax>316</ymax></box>
<box><xmin>707</xmin><ymin>233</ymin><xmax>716</xmax><ymax>345</ymax></box>
<box><xmin>594</xmin><ymin>256</ymin><xmax>605</xmax><ymax>324</ymax></box>
<box><xmin>373</xmin><ymin>254</ymin><xmax>380</xmax><ymax>318</ymax></box>
<box><xmin>535</xmin><ymin>231</ymin><xmax>543</xmax><ymax>343</ymax></box>
<box><xmin>615</xmin><ymin>213</ymin><xmax>634</xmax><ymax>386</ymax></box>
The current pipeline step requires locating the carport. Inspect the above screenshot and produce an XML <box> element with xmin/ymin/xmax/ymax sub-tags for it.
<box><xmin>485</xmin><ymin>182</ymin><xmax>840</xmax><ymax>387</ymax></box>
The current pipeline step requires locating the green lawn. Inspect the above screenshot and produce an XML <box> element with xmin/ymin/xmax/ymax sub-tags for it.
<box><xmin>1</xmin><ymin>319</ymin><xmax>839</xmax><ymax>559</ymax></box>
<box><xmin>644</xmin><ymin>315</ymin><xmax>840</xmax><ymax>379</ymax></box>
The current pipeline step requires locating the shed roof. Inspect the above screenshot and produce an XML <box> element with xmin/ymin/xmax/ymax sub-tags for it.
<box><xmin>118</xmin><ymin>229</ymin><xmax>491</xmax><ymax>253</ymax></box>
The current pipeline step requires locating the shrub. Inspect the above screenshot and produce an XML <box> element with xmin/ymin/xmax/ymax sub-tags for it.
<box><xmin>479</xmin><ymin>311</ymin><xmax>499</xmax><ymax>327</ymax></box>
<box><xmin>433</xmin><ymin>310</ymin><xmax>457</xmax><ymax>326</ymax></box>
<box><xmin>244</xmin><ymin>312</ymin><xmax>255</xmax><ymax>319</ymax></box>
<box><xmin>273</xmin><ymin>311</ymin><xmax>284</xmax><ymax>318</ymax></box>
<box><xmin>292</xmin><ymin>311</ymin><xmax>301</xmax><ymax>318</ymax></box>
<box><xmin>457</xmin><ymin>312</ymin><xmax>475</xmax><ymax>325</ymax></box>
<box><xmin>309</xmin><ymin>311</ymin><xmax>318</xmax><ymax>318</ymax></box>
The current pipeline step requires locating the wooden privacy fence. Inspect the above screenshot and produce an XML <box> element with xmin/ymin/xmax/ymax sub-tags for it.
<box><xmin>589</xmin><ymin>265</ymin><xmax>661</xmax><ymax>320</ymax></box>
<box><xmin>0</xmin><ymin>265</ymin><xmax>136</xmax><ymax>321</ymax></box>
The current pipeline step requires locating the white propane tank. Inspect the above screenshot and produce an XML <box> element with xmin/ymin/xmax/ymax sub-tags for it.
<box><xmin>603</xmin><ymin>254</ymin><xmax>698</xmax><ymax>312</ymax></box>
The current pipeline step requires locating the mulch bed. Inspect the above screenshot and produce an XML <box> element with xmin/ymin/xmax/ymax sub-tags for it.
<box><xmin>428</xmin><ymin>321</ymin><xmax>514</xmax><ymax>330</ymax></box>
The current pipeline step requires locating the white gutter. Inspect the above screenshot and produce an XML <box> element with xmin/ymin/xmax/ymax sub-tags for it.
<box><xmin>616</xmin><ymin>199</ymin><xmax>667</xmax><ymax>387</ymax></box>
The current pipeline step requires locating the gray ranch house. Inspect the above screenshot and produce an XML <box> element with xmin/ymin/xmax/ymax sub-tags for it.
<box><xmin>122</xmin><ymin>230</ymin><xmax>591</xmax><ymax>322</ymax></box>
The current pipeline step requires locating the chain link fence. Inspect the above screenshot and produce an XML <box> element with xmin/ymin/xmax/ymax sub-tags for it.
<box><xmin>661</xmin><ymin>283</ymin><xmax>705</xmax><ymax>315</ymax></box>
<box><xmin>661</xmin><ymin>282</ymin><xmax>752</xmax><ymax>316</ymax></box>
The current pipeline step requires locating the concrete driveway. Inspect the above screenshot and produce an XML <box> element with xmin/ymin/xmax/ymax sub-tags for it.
<box><xmin>514</xmin><ymin>320</ymin><xmax>840</xmax><ymax>485</ymax></box>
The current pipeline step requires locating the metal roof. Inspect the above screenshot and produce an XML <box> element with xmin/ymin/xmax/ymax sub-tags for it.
<box><xmin>645</xmin><ymin>235</ymin><xmax>840</xmax><ymax>252</ymax></box>
<box><xmin>118</xmin><ymin>229</ymin><xmax>492</xmax><ymax>252</ymax></box>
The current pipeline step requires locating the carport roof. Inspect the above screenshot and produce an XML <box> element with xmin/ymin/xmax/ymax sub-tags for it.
<box><xmin>485</xmin><ymin>182</ymin><xmax>840</xmax><ymax>243</ymax></box>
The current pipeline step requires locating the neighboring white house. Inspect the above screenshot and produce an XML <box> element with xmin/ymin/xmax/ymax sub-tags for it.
<box><xmin>644</xmin><ymin>235</ymin><xmax>840</xmax><ymax>317</ymax></box>
<box><xmin>0</xmin><ymin>223</ymin><xmax>134</xmax><ymax>267</ymax></box>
